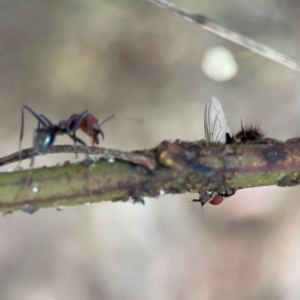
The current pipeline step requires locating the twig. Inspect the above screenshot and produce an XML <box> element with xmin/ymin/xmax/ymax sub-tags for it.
<box><xmin>1</xmin><ymin>139</ymin><xmax>300</xmax><ymax>214</ymax></box>
<box><xmin>147</xmin><ymin>0</ymin><xmax>300</xmax><ymax>72</ymax></box>
<box><xmin>0</xmin><ymin>145</ymin><xmax>156</xmax><ymax>171</ymax></box>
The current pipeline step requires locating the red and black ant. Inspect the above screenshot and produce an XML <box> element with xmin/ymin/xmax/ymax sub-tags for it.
<box><xmin>18</xmin><ymin>105</ymin><xmax>114</xmax><ymax>167</ymax></box>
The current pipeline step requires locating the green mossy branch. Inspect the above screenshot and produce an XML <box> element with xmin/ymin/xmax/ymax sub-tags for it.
<box><xmin>1</xmin><ymin>139</ymin><xmax>300</xmax><ymax>214</ymax></box>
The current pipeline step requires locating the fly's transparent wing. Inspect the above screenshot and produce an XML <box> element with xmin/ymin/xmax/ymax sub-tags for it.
<box><xmin>199</xmin><ymin>97</ymin><xmax>230</xmax><ymax>206</ymax></box>
<box><xmin>204</xmin><ymin>97</ymin><xmax>229</xmax><ymax>143</ymax></box>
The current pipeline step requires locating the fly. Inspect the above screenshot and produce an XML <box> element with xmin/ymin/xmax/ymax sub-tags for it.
<box><xmin>193</xmin><ymin>97</ymin><xmax>231</xmax><ymax>206</ymax></box>
<box><xmin>193</xmin><ymin>98</ymin><xmax>264</xmax><ymax>207</ymax></box>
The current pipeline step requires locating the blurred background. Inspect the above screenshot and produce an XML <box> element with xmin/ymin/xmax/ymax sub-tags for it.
<box><xmin>0</xmin><ymin>0</ymin><xmax>300</xmax><ymax>299</ymax></box>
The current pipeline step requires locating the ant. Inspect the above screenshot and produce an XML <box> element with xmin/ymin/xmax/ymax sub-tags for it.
<box><xmin>57</xmin><ymin>112</ymin><xmax>115</xmax><ymax>157</ymax></box>
<box><xmin>18</xmin><ymin>105</ymin><xmax>114</xmax><ymax>167</ymax></box>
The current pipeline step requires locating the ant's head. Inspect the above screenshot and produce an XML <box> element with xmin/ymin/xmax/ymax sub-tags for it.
<box><xmin>33</xmin><ymin>128</ymin><xmax>56</xmax><ymax>155</ymax></box>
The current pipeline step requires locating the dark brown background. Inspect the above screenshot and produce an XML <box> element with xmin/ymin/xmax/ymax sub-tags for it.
<box><xmin>0</xmin><ymin>0</ymin><xmax>300</xmax><ymax>299</ymax></box>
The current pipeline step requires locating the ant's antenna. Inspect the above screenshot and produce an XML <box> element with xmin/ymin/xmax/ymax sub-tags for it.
<box><xmin>99</xmin><ymin>114</ymin><xmax>115</xmax><ymax>127</ymax></box>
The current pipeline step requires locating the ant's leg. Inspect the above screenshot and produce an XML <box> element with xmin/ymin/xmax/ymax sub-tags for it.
<box><xmin>71</xmin><ymin>110</ymin><xmax>88</xmax><ymax>131</ymax></box>
<box><xmin>16</xmin><ymin>105</ymin><xmax>48</xmax><ymax>170</ymax></box>
<box><xmin>14</xmin><ymin>149</ymin><xmax>36</xmax><ymax>203</ymax></box>
<box><xmin>20</xmin><ymin>106</ymin><xmax>48</xmax><ymax>145</ymax></box>
<box><xmin>38</xmin><ymin>113</ymin><xmax>54</xmax><ymax>132</ymax></box>
<box><xmin>67</xmin><ymin>110</ymin><xmax>88</xmax><ymax>157</ymax></box>
<box><xmin>37</xmin><ymin>114</ymin><xmax>47</xmax><ymax>131</ymax></box>
<box><xmin>87</xmin><ymin>115</ymin><xmax>93</xmax><ymax>145</ymax></box>
<box><xmin>68</xmin><ymin>133</ymin><xmax>92</xmax><ymax>196</ymax></box>
<box><xmin>71</xmin><ymin>131</ymin><xmax>78</xmax><ymax>159</ymax></box>
<box><xmin>25</xmin><ymin>151</ymin><xmax>35</xmax><ymax>186</ymax></box>
<box><xmin>67</xmin><ymin>134</ymin><xmax>90</xmax><ymax>162</ymax></box>
<box><xmin>40</xmin><ymin>114</ymin><xmax>54</xmax><ymax>127</ymax></box>
<box><xmin>29</xmin><ymin>153</ymin><xmax>35</xmax><ymax>168</ymax></box>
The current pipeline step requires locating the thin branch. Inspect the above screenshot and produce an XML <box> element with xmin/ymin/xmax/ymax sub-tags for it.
<box><xmin>0</xmin><ymin>145</ymin><xmax>156</xmax><ymax>171</ymax></box>
<box><xmin>1</xmin><ymin>139</ymin><xmax>300</xmax><ymax>214</ymax></box>
<box><xmin>147</xmin><ymin>0</ymin><xmax>300</xmax><ymax>72</ymax></box>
